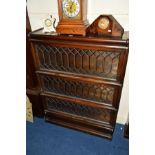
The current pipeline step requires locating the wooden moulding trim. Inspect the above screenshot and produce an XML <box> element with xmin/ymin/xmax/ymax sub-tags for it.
<box><xmin>45</xmin><ymin>118</ymin><xmax>112</xmax><ymax>139</ymax></box>
<box><xmin>41</xmin><ymin>91</ymin><xmax>117</xmax><ymax>111</ymax></box>
<box><xmin>45</xmin><ymin>110</ymin><xmax>113</xmax><ymax>139</ymax></box>
<box><xmin>56</xmin><ymin>19</ymin><xmax>89</xmax><ymax>25</ymax></box>
<box><xmin>120</xmin><ymin>48</ymin><xmax>129</xmax><ymax>82</ymax></box>
<box><xmin>30</xmin><ymin>37</ymin><xmax>128</xmax><ymax>47</ymax></box>
<box><xmin>36</xmin><ymin>70</ymin><xmax>122</xmax><ymax>87</ymax></box>
<box><xmin>30</xmin><ymin>38</ymin><xmax>128</xmax><ymax>50</ymax></box>
<box><xmin>113</xmin><ymin>87</ymin><xmax>122</xmax><ymax>109</ymax></box>
<box><xmin>30</xmin><ymin>42</ymin><xmax>40</xmax><ymax>71</ymax></box>
<box><xmin>26</xmin><ymin>88</ymin><xmax>40</xmax><ymax>95</ymax></box>
<box><xmin>45</xmin><ymin>109</ymin><xmax>113</xmax><ymax>129</ymax></box>
<box><xmin>29</xmin><ymin>30</ymin><xmax>128</xmax><ymax>45</ymax></box>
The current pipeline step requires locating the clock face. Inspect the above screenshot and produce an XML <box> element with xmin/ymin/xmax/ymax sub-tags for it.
<box><xmin>98</xmin><ymin>17</ymin><xmax>110</xmax><ymax>30</ymax></box>
<box><xmin>44</xmin><ymin>19</ymin><xmax>52</xmax><ymax>27</ymax></box>
<box><xmin>62</xmin><ymin>0</ymin><xmax>80</xmax><ymax>18</ymax></box>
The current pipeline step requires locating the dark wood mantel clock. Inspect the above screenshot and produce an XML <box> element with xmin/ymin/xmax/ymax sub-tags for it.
<box><xmin>86</xmin><ymin>15</ymin><xmax>124</xmax><ymax>38</ymax></box>
<box><xmin>56</xmin><ymin>0</ymin><xmax>89</xmax><ymax>36</ymax></box>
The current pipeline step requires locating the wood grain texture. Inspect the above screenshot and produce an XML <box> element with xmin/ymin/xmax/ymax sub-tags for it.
<box><xmin>39</xmin><ymin>74</ymin><xmax>121</xmax><ymax>108</ymax></box>
<box><xmin>86</xmin><ymin>15</ymin><xmax>124</xmax><ymax>38</ymax></box>
<box><xmin>29</xmin><ymin>28</ymin><xmax>129</xmax><ymax>139</ymax></box>
<box><xmin>43</xmin><ymin>95</ymin><xmax>116</xmax><ymax>124</ymax></box>
<box><xmin>56</xmin><ymin>0</ymin><xmax>89</xmax><ymax>36</ymax></box>
<box><xmin>45</xmin><ymin>110</ymin><xmax>113</xmax><ymax>139</ymax></box>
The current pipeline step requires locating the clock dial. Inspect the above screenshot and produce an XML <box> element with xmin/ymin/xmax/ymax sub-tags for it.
<box><xmin>98</xmin><ymin>17</ymin><xmax>110</xmax><ymax>30</ymax></box>
<box><xmin>63</xmin><ymin>0</ymin><xmax>80</xmax><ymax>18</ymax></box>
<box><xmin>44</xmin><ymin>19</ymin><xmax>52</xmax><ymax>27</ymax></box>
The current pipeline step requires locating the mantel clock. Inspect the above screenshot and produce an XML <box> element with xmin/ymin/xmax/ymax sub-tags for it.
<box><xmin>56</xmin><ymin>0</ymin><xmax>89</xmax><ymax>36</ymax></box>
<box><xmin>86</xmin><ymin>15</ymin><xmax>124</xmax><ymax>38</ymax></box>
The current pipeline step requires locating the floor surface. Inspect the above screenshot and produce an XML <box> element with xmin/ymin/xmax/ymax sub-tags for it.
<box><xmin>26</xmin><ymin>118</ymin><xmax>129</xmax><ymax>155</ymax></box>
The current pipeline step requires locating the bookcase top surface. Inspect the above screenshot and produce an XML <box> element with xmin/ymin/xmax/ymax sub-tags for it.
<box><xmin>29</xmin><ymin>28</ymin><xmax>129</xmax><ymax>46</ymax></box>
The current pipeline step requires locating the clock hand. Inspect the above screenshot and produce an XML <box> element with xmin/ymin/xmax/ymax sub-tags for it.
<box><xmin>68</xmin><ymin>1</ymin><xmax>74</xmax><ymax>13</ymax></box>
<box><xmin>70</xmin><ymin>1</ymin><xmax>74</xmax><ymax>13</ymax></box>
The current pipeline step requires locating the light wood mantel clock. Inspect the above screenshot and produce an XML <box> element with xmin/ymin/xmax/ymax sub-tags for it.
<box><xmin>56</xmin><ymin>0</ymin><xmax>89</xmax><ymax>36</ymax></box>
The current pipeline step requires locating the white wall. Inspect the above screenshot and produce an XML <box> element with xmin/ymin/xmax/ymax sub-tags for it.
<box><xmin>27</xmin><ymin>0</ymin><xmax>129</xmax><ymax>124</ymax></box>
<box><xmin>27</xmin><ymin>0</ymin><xmax>129</xmax><ymax>31</ymax></box>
